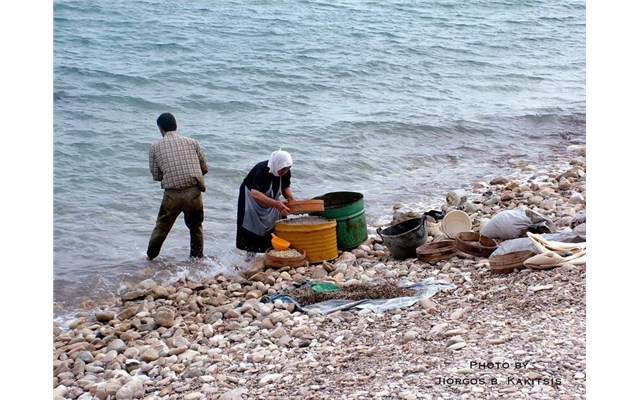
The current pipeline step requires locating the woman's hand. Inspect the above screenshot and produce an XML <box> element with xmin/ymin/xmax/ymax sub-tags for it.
<box><xmin>276</xmin><ymin>200</ymin><xmax>291</xmax><ymax>216</ymax></box>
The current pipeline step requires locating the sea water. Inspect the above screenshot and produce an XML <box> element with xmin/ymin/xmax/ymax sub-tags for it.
<box><xmin>53</xmin><ymin>0</ymin><xmax>585</xmax><ymax>320</ymax></box>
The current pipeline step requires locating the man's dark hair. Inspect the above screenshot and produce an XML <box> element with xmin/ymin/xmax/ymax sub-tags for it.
<box><xmin>157</xmin><ymin>113</ymin><xmax>177</xmax><ymax>132</ymax></box>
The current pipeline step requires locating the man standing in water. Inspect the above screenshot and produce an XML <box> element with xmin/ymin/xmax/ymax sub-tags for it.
<box><xmin>146</xmin><ymin>113</ymin><xmax>209</xmax><ymax>260</ymax></box>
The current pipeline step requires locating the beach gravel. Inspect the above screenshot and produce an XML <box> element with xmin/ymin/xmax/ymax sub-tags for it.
<box><xmin>53</xmin><ymin>152</ymin><xmax>586</xmax><ymax>400</ymax></box>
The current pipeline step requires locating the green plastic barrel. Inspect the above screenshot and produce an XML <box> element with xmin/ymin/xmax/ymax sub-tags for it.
<box><xmin>312</xmin><ymin>192</ymin><xmax>368</xmax><ymax>250</ymax></box>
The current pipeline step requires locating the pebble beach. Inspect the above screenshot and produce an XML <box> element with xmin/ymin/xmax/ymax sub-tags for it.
<box><xmin>53</xmin><ymin>147</ymin><xmax>587</xmax><ymax>400</ymax></box>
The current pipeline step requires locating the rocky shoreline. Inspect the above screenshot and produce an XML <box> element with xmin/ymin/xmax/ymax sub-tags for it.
<box><xmin>53</xmin><ymin>150</ymin><xmax>586</xmax><ymax>400</ymax></box>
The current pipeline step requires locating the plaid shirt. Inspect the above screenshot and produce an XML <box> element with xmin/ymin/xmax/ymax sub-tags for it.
<box><xmin>149</xmin><ymin>131</ymin><xmax>208</xmax><ymax>191</ymax></box>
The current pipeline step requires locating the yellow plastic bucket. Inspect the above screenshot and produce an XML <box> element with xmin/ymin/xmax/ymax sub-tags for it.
<box><xmin>275</xmin><ymin>216</ymin><xmax>338</xmax><ymax>264</ymax></box>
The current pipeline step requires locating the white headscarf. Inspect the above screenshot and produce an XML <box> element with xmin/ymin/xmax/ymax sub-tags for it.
<box><xmin>267</xmin><ymin>150</ymin><xmax>293</xmax><ymax>176</ymax></box>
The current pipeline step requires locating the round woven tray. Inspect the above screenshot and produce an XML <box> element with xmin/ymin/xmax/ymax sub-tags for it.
<box><xmin>265</xmin><ymin>248</ymin><xmax>307</xmax><ymax>268</ymax></box>
<box><xmin>287</xmin><ymin>200</ymin><xmax>325</xmax><ymax>214</ymax></box>
<box><xmin>489</xmin><ymin>250</ymin><xmax>535</xmax><ymax>274</ymax></box>
<box><xmin>454</xmin><ymin>231</ymin><xmax>497</xmax><ymax>258</ymax></box>
<box><xmin>416</xmin><ymin>240</ymin><xmax>457</xmax><ymax>262</ymax></box>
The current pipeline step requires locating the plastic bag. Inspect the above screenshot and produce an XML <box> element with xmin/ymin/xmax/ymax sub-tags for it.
<box><xmin>480</xmin><ymin>209</ymin><xmax>557</xmax><ymax>240</ymax></box>
<box><xmin>491</xmin><ymin>231</ymin><xmax>587</xmax><ymax>257</ymax></box>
